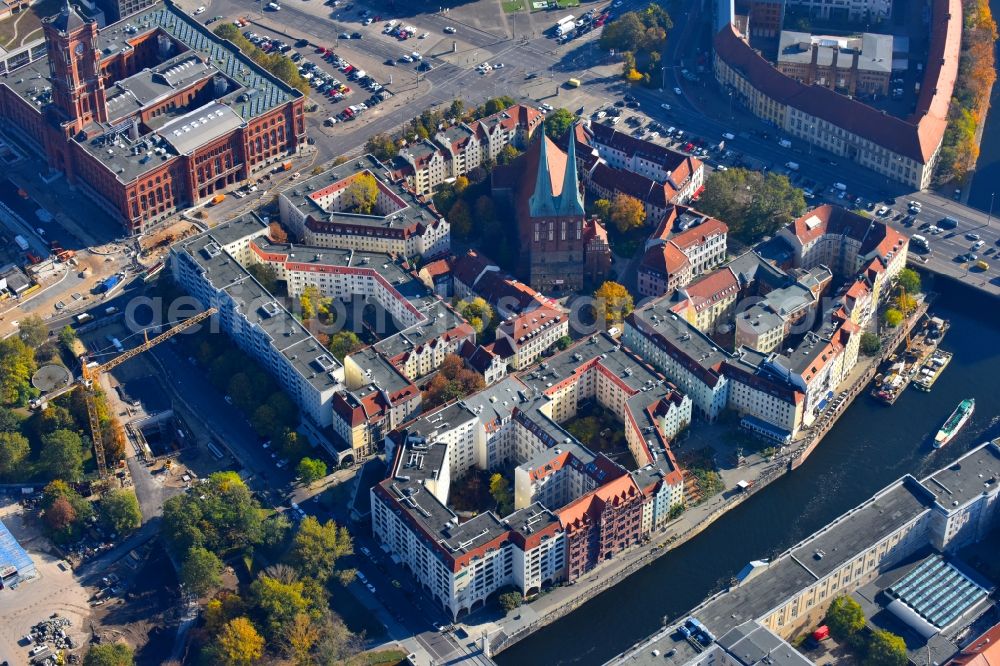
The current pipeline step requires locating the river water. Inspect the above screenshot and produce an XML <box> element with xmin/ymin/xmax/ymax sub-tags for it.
<box><xmin>495</xmin><ymin>276</ymin><xmax>1000</xmax><ymax>665</ymax></box>
<box><xmin>967</xmin><ymin>0</ymin><xmax>1000</xmax><ymax>212</ymax></box>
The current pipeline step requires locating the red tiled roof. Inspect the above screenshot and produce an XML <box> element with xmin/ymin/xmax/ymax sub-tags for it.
<box><xmin>589</xmin><ymin>162</ymin><xmax>676</xmax><ymax>207</ymax></box>
<box><xmin>949</xmin><ymin>623</ymin><xmax>1000</xmax><ymax>666</ymax></box>
<box><xmin>684</xmin><ymin>267</ymin><xmax>739</xmax><ymax>310</ymax></box>
<box><xmin>641</xmin><ymin>240</ymin><xmax>690</xmax><ymax>277</ymax></box>
<box><xmin>557</xmin><ymin>474</ymin><xmax>640</xmax><ymax>530</ymax></box>
<box><xmin>421</xmin><ymin>258</ymin><xmax>451</xmax><ymax>279</ymax></box>
<box><xmin>500</xmin><ymin>305</ymin><xmax>565</xmax><ymax>348</ymax></box>
<box><xmin>670</xmin><ymin>217</ymin><xmax>728</xmax><ymax>250</ymax></box>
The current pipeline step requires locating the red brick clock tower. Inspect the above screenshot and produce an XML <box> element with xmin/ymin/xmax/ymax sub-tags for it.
<box><xmin>42</xmin><ymin>0</ymin><xmax>108</xmax><ymax>135</ymax></box>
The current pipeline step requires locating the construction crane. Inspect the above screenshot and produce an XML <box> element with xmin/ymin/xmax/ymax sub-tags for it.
<box><xmin>79</xmin><ymin>307</ymin><xmax>217</xmax><ymax>480</ymax></box>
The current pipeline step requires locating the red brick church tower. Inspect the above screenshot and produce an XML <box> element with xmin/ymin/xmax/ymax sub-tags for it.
<box><xmin>43</xmin><ymin>0</ymin><xmax>108</xmax><ymax>136</ymax></box>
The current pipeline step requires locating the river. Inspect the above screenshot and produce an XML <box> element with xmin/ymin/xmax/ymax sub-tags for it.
<box><xmin>967</xmin><ymin>0</ymin><xmax>1000</xmax><ymax>212</ymax></box>
<box><xmin>494</xmin><ymin>275</ymin><xmax>1000</xmax><ymax>666</ymax></box>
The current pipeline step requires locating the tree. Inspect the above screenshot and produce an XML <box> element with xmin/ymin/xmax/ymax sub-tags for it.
<box><xmin>697</xmin><ymin>168</ymin><xmax>806</xmax><ymax>242</ymax></box>
<box><xmin>40</xmin><ymin>429</ymin><xmax>84</xmax><ymax>481</ymax></box>
<box><xmin>18</xmin><ymin>315</ymin><xmax>47</xmax><ymax>347</ymax></box>
<box><xmin>327</xmin><ymin>331</ymin><xmax>362</xmax><ymax>361</ymax></box>
<box><xmin>860</xmin><ymin>332</ymin><xmax>882</xmax><ymax>356</ymax></box>
<box><xmin>544</xmin><ymin>108</ymin><xmax>576</xmax><ymax>140</ymax></box>
<box><xmin>0</xmin><ymin>431</ymin><xmax>29</xmax><ymax>478</ymax></box>
<box><xmin>299</xmin><ymin>285</ymin><xmax>321</xmax><ymax>321</ymax></box>
<box><xmin>497</xmin><ymin>144</ymin><xmax>521</xmax><ymax>166</ymax></box>
<box><xmin>489</xmin><ymin>473</ymin><xmax>513</xmax><ymax>515</ymax></box>
<box><xmin>100</xmin><ymin>490</ymin><xmax>142</xmax><ymax>535</ymax></box>
<box><xmin>593</xmin><ymin>281</ymin><xmax>634</xmax><ymax>329</ymax></box>
<box><xmin>0</xmin><ymin>336</ymin><xmax>37</xmax><ymax>407</ymax></box>
<box><xmin>499</xmin><ymin>590</ymin><xmax>523</xmax><ymax>612</ymax></box>
<box><xmin>283</xmin><ymin>611</ymin><xmax>321</xmax><ymax>665</ymax></box>
<box><xmin>290</xmin><ymin>516</ymin><xmax>352</xmax><ymax>582</ymax></box>
<box><xmin>250</xmin><ymin>576</ymin><xmax>312</xmax><ymax>640</ymax></box>
<box><xmin>865</xmin><ymin>629</ymin><xmax>907</xmax><ymax>666</ymax></box>
<box><xmin>592</xmin><ymin>198</ymin><xmax>612</xmax><ymax>224</ymax></box>
<box><xmin>247</xmin><ymin>263</ymin><xmax>278</xmax><ymax>293</ymax></box>
<box><xmin>345</xmin><ymin>173</ymin><xmax>379</xmax><ymax>214</ymax></box>
<box><xmin>180</xmin><ymin>546</ymin><xmax>223</xmax><ymax>597</ymax></box>
<box><xmin>161</xmin><ymin>471</ymin><xmax>264</xmax><ymax>558</ymax></box>
<box><xmin>884</xmin><ymin>308</ymin><xmax>904</xmax><ymax>327</ymax></box>
<box><xmin>296</xmin><ymin>457</ymin><xmax>327</xmax><ymax>484</ymax></box>
<box><xmin>448</xmin><ymin>198</ymin><xmax>473</xmax><ymax>238</ymax></box>
<box><xmin>364</xmin><ymin>133</ymin><xmax>398</xmax><ymax>162</ymax></box>
<box><xmin>457</xmin><ymin>297</ymin><xmax>494</xmax><ymax>334</ymax></box>
<box><xmin>423</xmin><ymin>354</ymin><xmax>484</xmax><ymax>408</ymax></box>
<box><xmin>454</xmin><ymin>175</ymin><xmax>470</xmax><ymax>194</ymax></box>
<box><xmin>0</xmin><ymin>407</ymin><xmax>20</xmax><ymax>432</ymax></box>
<box><xmin>896</xmin><ymin>268</ymin><xmax>921</xmax><ymax>295</ymax></box>
<box><xmin>826</xmin><ymin>595</ymin><xmax>866</xmax><ymax>639</ymax></box>
<box><xmin>448</xmin><ymin>99</ymin><xmax>465</xmax><ymax>119</ymax></box>
<box><xmin>556</xmin><ymin>335</ymin><xmax>573</xmax><ymax>350</ymax></box>
<box><xmin>896</xmin><ymin>292</ymin><xmax>917</xmax><ymax>314</ymax></box>
<box><xmin>217</xmin><ymin>617</ymin><xmax>265</xmax><ymax>666</ymax></box>
<box><xmin>83</xmin><ymin>642</ymin><xmax>134</xmax><ymax>666</ymax></box>
<box><xmin>610</xmin><ymin>193</ymin><xmax>646</xmax><ymax>233</ymax></box>
<box><xmin>45</xmin><ymin>496</ymin><xmax>77</xmax><ymax>532</ymax></box>
<box><xmin>58</xmin><ymin>325</ymin><xmax>78</xmax><ymax>350</ymax></box>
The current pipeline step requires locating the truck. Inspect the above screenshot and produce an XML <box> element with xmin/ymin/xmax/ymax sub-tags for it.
<box><xmin>282</xmin><ymin>160</ymin><xmax>293</xmax><ymax>171</ymax></box>
<box><xmin>785</xmin><ymin>161</ymin><xmax>800</xmax><ymax>171</ymax></box>
<box><xmin>75</xmin><ymin>313</ymin><xmax>94</xmax><ymax>324</ymax></box>
<box><xmin>566</xmin><ymin>78</ymin><xmax>581</xmax><ymax>88</ymax></box>
<box><xmin>14</xmin><ymin>234</ymin><xmax>29</xmax><ymax>251</ymax></box>
<box><xmin>778</xmin><ymin>138</ymin><xmax>792</xmax><ymax>148</ymax></box>
<box><xmin>555</xmin><ymin>21</ymin><xmax>575</xmax><ymax>37</ymax></box>
<box><xmin>95</xmin><ymin>274</ymin><xmax>121</xmax><ymax>294</ymax></box>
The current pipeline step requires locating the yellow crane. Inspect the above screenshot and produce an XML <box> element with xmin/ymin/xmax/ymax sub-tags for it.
<box><xmin>79</xmin><ymin>307</ymin><xmax>217</xmax><ymax>480</ymax></box>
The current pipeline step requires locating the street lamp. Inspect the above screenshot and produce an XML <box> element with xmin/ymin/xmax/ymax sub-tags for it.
<box><xmin>987</xmin><ymin>192</ymin><xmax>995</xmax><ymax>228</ymax></box>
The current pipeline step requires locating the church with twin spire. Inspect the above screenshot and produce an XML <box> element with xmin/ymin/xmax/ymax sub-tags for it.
<box><xmin>492</xmin><ymin>125</ymin><xmax>611</xmax><ymax>293</ymax></box>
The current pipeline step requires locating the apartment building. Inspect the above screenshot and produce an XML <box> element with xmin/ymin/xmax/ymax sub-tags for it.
<box><xmin>785</xmin><ymin>0</ymin><xmax>892</xmax><ymax>22</ymax></box>
<box><xmin>639</xmin><ymin>207</ymin><xmax>729</xmax><ymax>299</ymax></box>
<box><xmin>495</xmin><ymin>306</ymin><xmax>569</xmax><ymax>370</ymax></box>
<box><xmin>169</xmin><ymin>215</ymin><xmax>343</xmax><ymax>429</ymax></box>
<box><xmin>778</xmin><ymin>204</ymin><xmax>908</xmax><ymax>304</ymax></box>
<box><xmin>713</xmin><ymin>0</ymin><xmax>959</xmax><ymax>189</ymax></box>
<box><xmin>612</xmin><ymin>441</ymin><xmax>1000</xmax><ymax>666</ymax></box>
<box><xmin>733</xmin><ymin>266</ymin><xmax>832</xmax><ymax>353</ymax></box>
<box><xmin>372</xmin><ymin>335</ymin><xmax>689</xmax><ymax>615</ymax></box>
<box><xmin>278</xmin><ymin>154</ymin><xmax>450</xmax><ymax>259</ymax></box>
<box><xmin>394</xmin><ymin>104</ymin><xmax>543</xmax><ymax>195</ymax></box>
<box><xmin>578</xmin><ymin>122</ymin><xmax>705</xmax><ymax>201</ymax></box>
<box><xmin>676</xmin><ymin>267</ymin><xmax>741</xmax><ymax>334</ymax></box>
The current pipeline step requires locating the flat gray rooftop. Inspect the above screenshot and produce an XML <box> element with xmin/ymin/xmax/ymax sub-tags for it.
<box><xmin>919</xmin><ymin>440</ymin><xmax>1000</xmax><ymax>510</ymax></box>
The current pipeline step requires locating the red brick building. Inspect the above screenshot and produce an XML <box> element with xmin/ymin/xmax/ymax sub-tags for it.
<box><xmin>0</xmin><ymin>0</ymin><xmax>305</xmax><ymax>234</ymax></box>
<box><xmin>557</xmin><ymin>474</ymin><xmax>644</xmax><ymax>580</ymax></box>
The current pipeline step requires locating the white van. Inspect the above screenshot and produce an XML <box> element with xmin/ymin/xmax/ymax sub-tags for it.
<box><xmin>833</xmin><ymin>182</ymin><xmax>847</xmax><ymax>191</ymax></box>
<box><xmin>722</xmin><ymin>132</ymin><xmax>735</xmax><ymax>140</ymax></box>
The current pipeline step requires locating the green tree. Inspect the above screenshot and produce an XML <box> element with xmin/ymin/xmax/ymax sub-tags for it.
<box><xmin>448</xmin><ymin>99</ymin><xmax>465</xmax><ymax>119</ymax></box>
<box><xmin>594</xmin><ymin>281</ymin><xmax>634</xmax><ymax>329</ymax></box>
<box><xmin>346</xmin><ymin>173</ymin><xmax>379</xmax><ymax>214</ymax></box>
<box><xmin>297</xmin><ymin>457</ymin><xmax>327</xmax><ymax>484</ymax></box>
<box><xmin>497</xmin><ymin>144</ymin><xmax>521</xmax><ymax>166</ymax></box>
<box><xmin>99</xmin><ymin>490</ymin><xmax>142</xmax><ymax>535</ymax></box>
<box><xmin>556</xmin><ymin>335</ymin><xmax>573</xmax><ymax>350</ymax></box>
<box><xmin>0</xmin><ymin>406</ymin><xmax>21</xmax><ymax>432</ymax></box>
<box><xmin>896</xmin><ymin>268</ymin><xmax>921</xmax><ymax>295</ymax></box>
<box><xmin>83</xmin><ymin>642</ymin><xmax>134</xmax><ymax>666</ymax></box>
<box><xmin>448</xmin><ymin>198</ymin><xmax>473</xmax><ymax>238</ymax></box>
<box><xmin>0</xmin><ymin>336</ymin><xmax>38</xmax><ymax>406</ymax></box>
<box><xmin>544</xmin><ymin>108</ymin><xmax>576</xmax><ymax>140</ymax></box>
<box><xmin>610</xmin><ymin>193</ymin><xmax>646</xmax><ymax>233</ymax></box>
<box><xmin>328</xmin><ymin>331</ymin><xmax>362</xmax><ymax>361</ymax></box>
<box><xmin>697</xmin><ymin>168</ymin><xmax>806</xmax><ymax>242</ymax></box>
<box><xmin>161</xmin><ymin>471</ymin><xmax>264</xmax><ymax>558</ymax></box>
<box><xmin>18</xmin><ymin>314</ymin><xmax>48</xmax><ymax>347</ymax></box>
<box><xmin>592</xmin><ymin>198</ymin><xmax>612</xmax><ymax>224</ymax></box>
<box><xmin>364</xmin><ymin>133</ymin><xmax>398</xmax><ymax>162</ymax></box>
<box><xmin>884</xmin><ymin>308</ymin><xmax>904</xmax><ymax>327</ymax></box>
<box><xmin>40</xmin><ymin>428</ymin><xmax>84</xmax><ymax>481</ymax></box>
<box><xmin>457</xmin><ymin>297</ymin><xmax>494</xmax><ymax>334</ymax></box>
<box><xmin>0</xmin><ymin>431</ymin><xmax>29</xmax><ymax>478</ymax></box>
<box><xmin>180</xmin><ymin>546</ymin><xmax>224</xmax><ymax>596</ymax></box>
<box><xmin>489</xmin><ymin>473</ymin><xmax>513</xmax><ymax>515</ymax></box>
<box><xmin>250</xmin><ymin>576</ymin><xmax>312</xmax><ymax>640</ymax></box>
<box><xmin>826</xmin><ymin>595</ymin><xmax>866</xmax><ymax>639</ymax></box>
<box><xmin>247</xmin><ymin>263</ymin><xmax>278</xmax><ymax>293</ymax></box>
<box><xmin>860</xmin><ymin>332</ymin><xmax>882</xmax><ymax>356</ymax></box>
<box><xmin>217</xmin><ymin>616</ymin><xmax>265</xmax><ymax>666</ymax></box>
<box><xmin>58</xmin><ymin>325</ymin><xmax>78</xmax><ymax>350</ymax></box>
<box><xmin>499</xmin><ymin>590</ymin><xmax>523</xmax><ymax>612</ymax></box>
<box><xmin>290</xmin><ymin>516</ymin><xmax>352</xmax><ymax>582</ymax></box>
<box><xmin>864</xmin><ymin>629</ymin><xmax>907</xmax><ymax>666</ymax></box>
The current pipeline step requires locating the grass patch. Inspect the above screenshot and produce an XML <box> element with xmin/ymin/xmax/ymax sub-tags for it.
<box><xmin>0</xmin><ymin>0</ymin><xmax>61</xmax><ymax>49</ymax></box>
<box><xmin>501</xmin><ymin>0</ymin><xmax>525</xmax><ymax>12</ymax></box>
<box><xmin>346</xmin><ymin>649</ymin><xmax>409</xmax><ymax>666</ymax></box>
<box><xmin>556</xmin><ymin>0</ymin><xmax>581</xmax><ymax>6</ymax></box>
